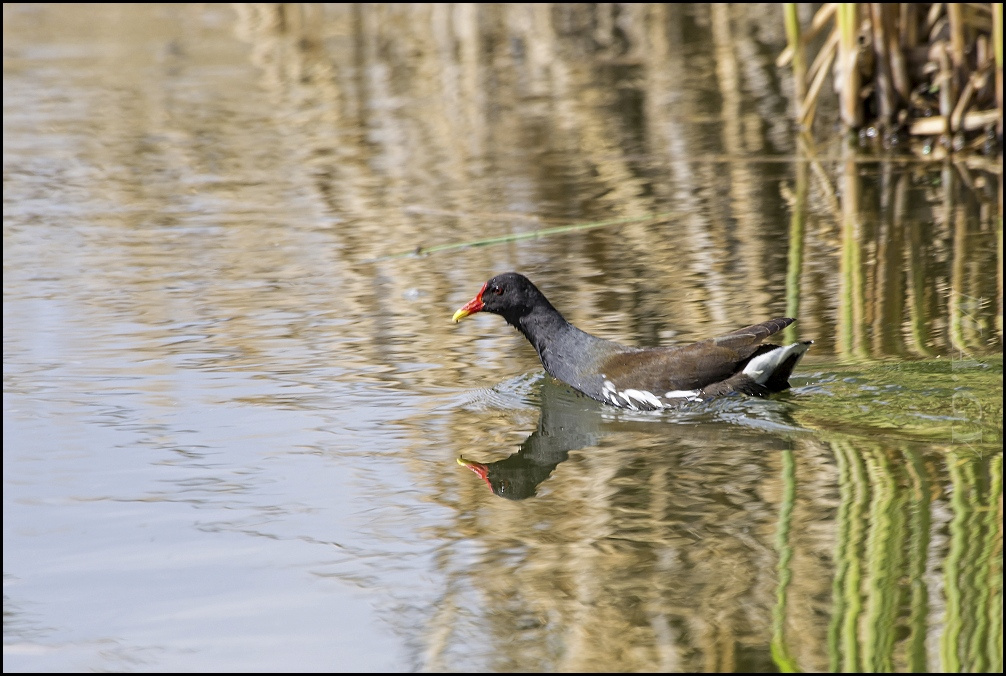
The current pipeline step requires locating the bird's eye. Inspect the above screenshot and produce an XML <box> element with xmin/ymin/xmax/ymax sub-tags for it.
<box><xmin>491</xmin><ymin>285</ymin><xmax>504</xmax><ymax>296</ymax></box>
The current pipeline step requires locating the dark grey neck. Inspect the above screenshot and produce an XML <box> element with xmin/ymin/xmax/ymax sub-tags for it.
<box><xmin>508</xmin><ymin>304</ymin><xmax>620</xmax><ymax>397</ymax></box>
<box><xmin>512</xmin><ymin>303</ymin><xmax>571</xmax><ymax>356</ymax></box>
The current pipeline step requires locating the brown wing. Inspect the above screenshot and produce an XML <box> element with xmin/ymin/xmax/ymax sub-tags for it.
<box><xmin>596</xmin><ymin>318</ymin><xmax>795</xmax><ymax>393</ymax></box>
<box><xmin>707</xmin><ymin>317</ymin><xmax>794</xmax><ymax>349</ymax></box>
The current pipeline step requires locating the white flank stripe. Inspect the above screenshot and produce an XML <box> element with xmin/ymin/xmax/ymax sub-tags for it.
<box><xmin>602</xmin><ymin>379</ymin><xmax>703</xmax><ymax>409</ymax></box>
<box><xmin>622</xmin><ymin>389</ymin><xmax>663</xmax><ymax>409</ymax></box>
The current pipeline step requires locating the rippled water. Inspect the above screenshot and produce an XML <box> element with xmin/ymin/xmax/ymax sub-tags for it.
<box><xmin>4</xmin><ymin>4</ymin><xmax>1002</xmax><ymax>673</ymax></box>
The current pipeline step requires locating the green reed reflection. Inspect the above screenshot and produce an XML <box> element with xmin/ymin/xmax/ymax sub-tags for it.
<box><xmin>820</xmin><ymin>437</ymin><xmax>1002</xmax><ymax>673</ymax></box>
<box><xmin>862</xmin><ymin>446</ymin><xmax>902</xmax><ymax>673</ymax></box>
<box><xmin>771</xmin><ymin>449</ymin><xmax>798</xmax><ymax>672</ymax></box>
<box><xmin>903</xmin><ymin>448</ymin><xmax>932</xmax><ymax>672</ymax></box>
<box><xmin>985</xmin><ymin>457</ymin><xmax>1003</xmax><ymax>672</ymax></box>
<box><xmin>829</xmin><ymin>439</ymin><xmax>868</xmax><ymax>671</ymax></box>
<box><xmin>944</xmin><ymin>452</ymin><xmax>1003</xmax><ymax>672</ymax></box>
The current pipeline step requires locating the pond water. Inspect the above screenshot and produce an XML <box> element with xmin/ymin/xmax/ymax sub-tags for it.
<box><xmin>3</xmin><ymin>4</ymin><xmax>1002</xmax><ymax>673</ymax></box>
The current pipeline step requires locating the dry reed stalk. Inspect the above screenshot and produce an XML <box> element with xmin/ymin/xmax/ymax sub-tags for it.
<box><xmin>801</xmin><ymin>30</ymin><xmax>839</xmax><ymax>128</ymax></box>
<box><xmin>869</xmin><ymin>3</ymin><xmax>897</xmax><ymax>124</ymax></box>
<box><xmin>836</xmin><ymin>3</ymin><xmax>862</xmax><ymax>129</ymax></box>
<box><xmin>995</xmin><ymin>3</ymin><xmax>1003</xmax><ymax>138</ymax></box>
<box><xmin>947</xmin><ymin>3</ymin><xmax>967</xmax><ymax>75</ymax></box>
<box><xmin>783</xmin><ymin>4</ymin><xmax>807</xmax><ymax>114</ymax></box>
<box><xmin>784</xmin><ymin>3</ymin><xmax>1002</xmax><ymax>153</ymax></box>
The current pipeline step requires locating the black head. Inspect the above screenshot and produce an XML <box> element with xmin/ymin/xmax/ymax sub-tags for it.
<box><xmin>452</xmin><ymin>272</ymin><xmax>552</xmax><ymax>324</ymax></box>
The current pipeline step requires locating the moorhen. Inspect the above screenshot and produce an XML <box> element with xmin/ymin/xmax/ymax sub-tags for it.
<box><xmin>452</xmin><ymin>272</ymin><xmax>811</xmax><ymax>410</ymax></box>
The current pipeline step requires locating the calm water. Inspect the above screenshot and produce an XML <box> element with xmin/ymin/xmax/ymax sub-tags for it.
<box><xmin>4</xmin><ymin>4</ymin><xmax>1002</xmax><ymax>673</ymax></box>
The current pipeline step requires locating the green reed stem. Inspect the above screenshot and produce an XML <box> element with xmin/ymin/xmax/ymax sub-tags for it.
<box><xmin>369</xmin><ymin>212</ymin><xmax>676</xmax><ymax>262</ymax></box>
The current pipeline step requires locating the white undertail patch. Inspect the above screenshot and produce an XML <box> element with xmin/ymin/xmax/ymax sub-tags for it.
<box><xmin>742</xmin><ymin>342</ymin><xmax>811</xmax><ymax>384</ymax></box>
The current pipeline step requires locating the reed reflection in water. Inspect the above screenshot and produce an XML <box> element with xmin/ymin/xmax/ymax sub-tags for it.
<box><xmin>3</xmin><ymin>3</ymin><xmax>1002</xmax><ymax>673</ymax></box>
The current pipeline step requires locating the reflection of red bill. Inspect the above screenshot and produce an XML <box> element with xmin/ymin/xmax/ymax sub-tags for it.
<box><xmin>457</xmin><ymin>456</ymin><xmax>491</xmax><ymax>490</ymax></box>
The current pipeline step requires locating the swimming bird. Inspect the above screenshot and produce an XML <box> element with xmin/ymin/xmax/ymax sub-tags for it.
<box><xmin>452</xmin><ymin>272</ymin><xmax>811</xmax><ymax>410</ymax></box>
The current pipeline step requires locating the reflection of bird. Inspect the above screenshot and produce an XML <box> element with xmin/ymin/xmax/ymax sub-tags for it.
<box><xmin>457</xmin><ymin>455</ymin><xmax>555</xmax><ymax>501</ymax></box>
<box><xmin>457</xmin><ymin>381</ymin><xmax>605</xmax><ymax>500</ymax></box>
<box><xmin>453</xmin><ymin>272</ymin><xmax>811</xmax><ymax>410</ymax></box>
<box><xmin>456</xmin><ymin>375</ymin><xmax>808</xmax><ymax>500</ymax></box>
